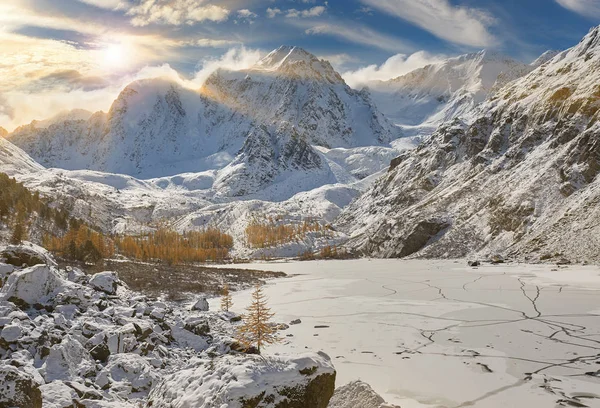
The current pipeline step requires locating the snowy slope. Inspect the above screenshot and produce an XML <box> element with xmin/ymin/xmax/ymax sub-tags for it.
<box><xmin>202</xmin><ymin>46</ymin><xmax>401</xmax><ymax>148</ymax></box>
<box><xmin>0</xmin><ymin>136</ymin><xmax>44</xmax><ymax>176</ymax></box>
<box><xmin>337</xmin><ymin>26</ymin><xmax>600</xmax><ymax>262</ymax></box>
<box><xmin>366</xmin><ymin>51</ymin><xmax>534</xmax><ymax>131</ymax></box>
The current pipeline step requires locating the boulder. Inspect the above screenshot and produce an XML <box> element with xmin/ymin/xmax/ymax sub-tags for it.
<box><xmin>191</xmin><ymin>297</ymin><xmax>209</xmax><ymax>312</ymax></box>
<box><xmin>0</xmin><ymin>263</ymin><xmax>14</xmax><ymax>286</ymax></box>
<box><xmin>39</xmin><ymin>381</ymin><xmax>79</xmax><ymax>408</ymax></box>
<box><xmin>290</xmin><ymin>319</ymin><xmax>302</xmax><ymax>325</ymax></box>
<box><xmin>146</xmin><ymin>352</ymin><xmax>336</xmax><ymax>408</ymax></box>
<box><xmin>0</xmin><ymin>323</ymin><xmax>22</xmax><ymax>342</ymax></box>
<box><xmin>0</xmin><ymin>244</ymin><xmax>54</xmax><ymax>268</ymax></box>
<box><xmin>490</xmin><ymin>254</ymin><xmax>505</xmax><ymax>264</ymax></box>
<box><xmin>0</xmin><ymin>364</ymin><xmax>43</xmax><ymax>408</ymax></box>
<box><xmin>328</xmin><ymin>381</ymin><xmax>401</xmax><ymax>408</ymax></box>
<box><xmin>96</xmin><ymin>354</ymin><xmax>159</xmax><ymax>394</ymax></box>
<box><xmin>42</xmin><ymin>335</ymin><xmax>96</xmax><ymax>382</ymax></box>
<box><xmin>89</xmin><ymin>272</ymin><xmax>120</xmax><ymax>295</ymax></box>
<box><xmin>467</xmin><ymin>260</ymin><xmax>480</xmax><ymax>267</ymax></box>
<box><xmin>0</xmin><ymin>265</ymin><xmax>70</xmax><ymax>306</ymax></box>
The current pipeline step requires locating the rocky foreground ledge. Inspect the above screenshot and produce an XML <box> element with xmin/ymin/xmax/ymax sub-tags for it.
<box><xmin>0</xmin><ymin>244</ymin><xmax>398</xmax><ymax>408</ymax></box>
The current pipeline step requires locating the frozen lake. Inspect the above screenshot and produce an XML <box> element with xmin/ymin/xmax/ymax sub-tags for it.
<box><xmin>211</xmin><ymin>259</ymin><xmax>600</xmax><ymax>407</ymax></box>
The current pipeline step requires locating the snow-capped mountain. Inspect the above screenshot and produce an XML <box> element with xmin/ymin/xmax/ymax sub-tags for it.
<box><xmin>201</xmin><ymin>46</ymin><xmax>400</xmax><ymax>148</ymax></box>
<box><xmin>337</xmin><ymin>26</ymin><xmax>600</xmax><ymax>262</ymax></box>
<box><xmin>8</xmin><ymin>47</ymin><xmax>401</xmax><ymax>201</ymax></box>
<box><xmin>366</xmin><ymin>50</ymin><xmax>535</xmax><ymax>130</ymax></box>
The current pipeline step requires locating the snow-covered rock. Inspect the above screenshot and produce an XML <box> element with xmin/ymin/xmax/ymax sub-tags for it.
<box><xmin>0</xmin><ymin>265</ymin><xmax>70</xmax><ymax>306</ymax></box>
<box><xmin>0</xmin><ymin>243</ymin><xmax>55</xmax><ymax>268</ymax></box>
<box><xmin>89</xmin><ymin>271</ymin><xmax>120</xmax><ymax>295</ymax></box>
<box><xmin>0</xmin><ymin>257</ymin><xmax>338</xmax><ymax>407</ymax></box>
<box><xmin>0</xmin><ymin>364</ymin><xmax>43</xmax><ymax>408</ymax></box>
<box><xmin>328</xmin><ymin>381</ymin><xmax>400</xmax><ymax>408</ymax></box>
<box><xmin>191</xmin><ymin>297</ymin><xmax>209</xmax><ymax>312</ymax></box>
<box><xmin>147</xmin><ymin>352</ymin><xmax>336</xmax><ymax>408</ymax></box>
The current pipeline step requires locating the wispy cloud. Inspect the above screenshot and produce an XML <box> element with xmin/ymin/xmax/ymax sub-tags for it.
<box><xmin>303</xmin><ymin>20</ymin><xmax>412</xmax><ymax>53</ymax></box>
<box><xmin>555</xmin><ymin>0</ymin><xmax>600</xmax><ymax>18</ymax></box>
<box><xmin>77</xmin><ymin>0</ymin><xmax>123</xmax><ymax>10</ymax></box>
<box><xmin>286</xmin><ymin>6</ymin><xmax>327</xmax><ymax>18</ymax></box>
<box><xmin>342</xmin><ymin>50</ymin><xmax>447</xmax><ymax>88</ymax></box>
<box><xmin>126</xmin><ymin>0</ymin><xmax>230</xmax><ymax>27</ymax></box>
<box><xmin>360</xmin><ymin>0</ymin><xmax>498</xmax><ymax>47</ymax></box>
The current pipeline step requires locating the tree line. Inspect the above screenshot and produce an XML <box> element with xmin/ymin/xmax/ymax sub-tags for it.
<box><xmin>245</xmin><ymin>216</ymin><xmax>329</xmax><ymax>248</ymax></box>
<box><xmin>1</xmin><ymin>173</ymin><xmax>234</xmax><ymax>265</ymax></box>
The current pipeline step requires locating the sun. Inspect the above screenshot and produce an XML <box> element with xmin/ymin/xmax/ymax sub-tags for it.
<box><xmin>102</xmin><ymin>43</ymin><xmax>129</xmax><ymax>69</ymax></box>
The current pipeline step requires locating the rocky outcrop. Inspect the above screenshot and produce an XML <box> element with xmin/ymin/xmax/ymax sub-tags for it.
<box><xmin>0</xmin><ymin>249</ymin><xmax>337</xmax><ymax>407</ymax></box>
<box><xmin>146</xmin><ymin>352</ymin><xmax>336</xmax><ymax>408</ymax></box>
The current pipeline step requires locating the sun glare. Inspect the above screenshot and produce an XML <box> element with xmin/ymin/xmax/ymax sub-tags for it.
<box><xmin>102</xmin><ymin>43</ymin><xmax>129</xmax><ymax>69</ymax></box>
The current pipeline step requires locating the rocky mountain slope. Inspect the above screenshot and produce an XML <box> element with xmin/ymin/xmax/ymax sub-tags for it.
<box><xmin>366</xmin><ymin>50</ymin><xmax>540</xmax><ymax>131</ymax></box>
<box><xmin>337</xmin><ymin>26</ymin><xmax>600</xmax><ymax>263</ymax></box>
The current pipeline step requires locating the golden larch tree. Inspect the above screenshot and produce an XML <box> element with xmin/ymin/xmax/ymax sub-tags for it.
<box><xmin>237</xmin><ymin>285</ymin><xmax>279</xmax><ymax>354</ymax></box>
<box><xmin>221</xmin><ymin>284</ymin><xmax>233</xmax><ymax>312</ymax></box>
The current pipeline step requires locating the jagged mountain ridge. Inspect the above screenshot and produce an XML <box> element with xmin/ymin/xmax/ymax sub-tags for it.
<box><xmin>337</xmin><ymin>26</ymin><xmax>600</xmax><ymax>262</ymax></box>
<box><xmin>366</xmin><ymin>50</ymin><xmax>540</xmax><ymax>130</ymax></box>
<box><xmin>201</xmin><ymin>46</ymin><xmax>400</xmax><ymax>148</ymax></box>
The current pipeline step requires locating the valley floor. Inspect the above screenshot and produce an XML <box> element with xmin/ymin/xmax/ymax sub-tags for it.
<box><xmin>212</xmin><ymin>259</ymin><xmax>600</xmax><ymax>408</ymax></box>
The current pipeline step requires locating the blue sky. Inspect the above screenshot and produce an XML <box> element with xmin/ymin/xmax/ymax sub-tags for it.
<box><xmin>1</xmin><ymin>0</ymin><xmax>599</xmax><ymax>130</ymax></box>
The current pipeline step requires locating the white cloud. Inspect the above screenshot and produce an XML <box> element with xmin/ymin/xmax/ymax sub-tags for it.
<box><xmin>126</xmin><ymin>0</ymin><xmax>230</xmax><ymax>26</ymax></box>
<box><xmin>360</xmin><ymin>0</ymin><xmax>497</xmax><ymax>47</ymax></box>
<box><xmin>317</xmin><ymin>53</ymin><xmax>359</xmax><ymax>68</ymax></box>
<box><xmin>555</xmin><ymin>0</ymin><xmax>600</xmax><ymax>18</ymax></box>
<box><xmin>341</xmin><ymin>50</ymin><xmax>447</xmax><ymax>88</ymax></box>
<box><xmin>286</xmin><ymin>6</ymin><xmax>326</xmax><ymax>18</ymax></box>
<box><xmin>237</xmin><ymin>9</ymin><xmax>257</xmax><ymax>19</ymax></box>
<box><xmin>77</xmin><ymin>0</ymin><xmax>123</xmax><ymax>9</ymax></box>
<box><xmin>266</xmin><ymin>7</ymin><xmax>282</xmax><ymax>18</ymax></box>
<box><xmin>304</xmin><ymin>21</ymin><xmax>412</xmax><ymax>53</ymax></box>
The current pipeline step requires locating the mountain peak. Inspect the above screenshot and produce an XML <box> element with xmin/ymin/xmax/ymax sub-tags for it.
<box><xmin>530</xmin><ymin>50</ymin><xmax>561</xmax><ymax>67</ymax></box>
<box><xmin>250</xmin><ymin>45</ymin><xmax>343</xmax><ymax>83</ymax></box>
<box><xmin>254</xmin><ymin>46</ymin><xmax>316</xmax><ymax>70</ymax></box>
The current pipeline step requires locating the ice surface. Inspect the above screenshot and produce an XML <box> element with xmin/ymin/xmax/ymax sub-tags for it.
<box><xmin>212</xmin><ymin>259</ymin><xmax>600</xmax><ymax>408</ymax></box>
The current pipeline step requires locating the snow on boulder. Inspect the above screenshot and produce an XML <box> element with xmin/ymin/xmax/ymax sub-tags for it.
<box><xmin>0</xmin><ymin>364</ymin><xmax>43</xmax><ymax>408</ymax></box>
<box><xmin>41</xmin><ymin>335</ymin><xmax>96</xmax><ymax>382</ymax></box>
<box><xmin>89</xmin><ymin>272</ymin><xmax>120</xmax><ymax>295</ymax></box>
<box><xmin>39</xmin><ymin>381</ymin><xmax>79</xmax><ymax>408</ymax></box>
<box><xmin>0</xmin><ymin>263</ymin><xmax>14</xmax><ymax>286</ymax></box>
<box><xmin>95</xmin><ymin>354</ymin><xmax>160</xmax><ymax>395</ymax></box>
<box><xmin>0</xmin><ymin>323</ymin><xmax>22</xmax><ymax>342</ymax></box>
<box><xmin>0</xmin><ymin>243</ymin><xmax>56</xmax><ymax>268</ymax></box>
<box><xmin>0</xmin><ymin>265</ymin><xmax>69</xmax><ymax>306</ymax></box>
<box><xmin>191</xmin><ymin>297</ymin><xmax>209</xmax><ymax>311</ymax></box>
<box><xmin>328</xmin><ymin>381</ymin><xmax>401</xmax><ymax>408</ymax></box>
<box><xmin>146</xmin><ymin>352</ymin><xmax>336</xmax><ymax>408</ymax></box>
